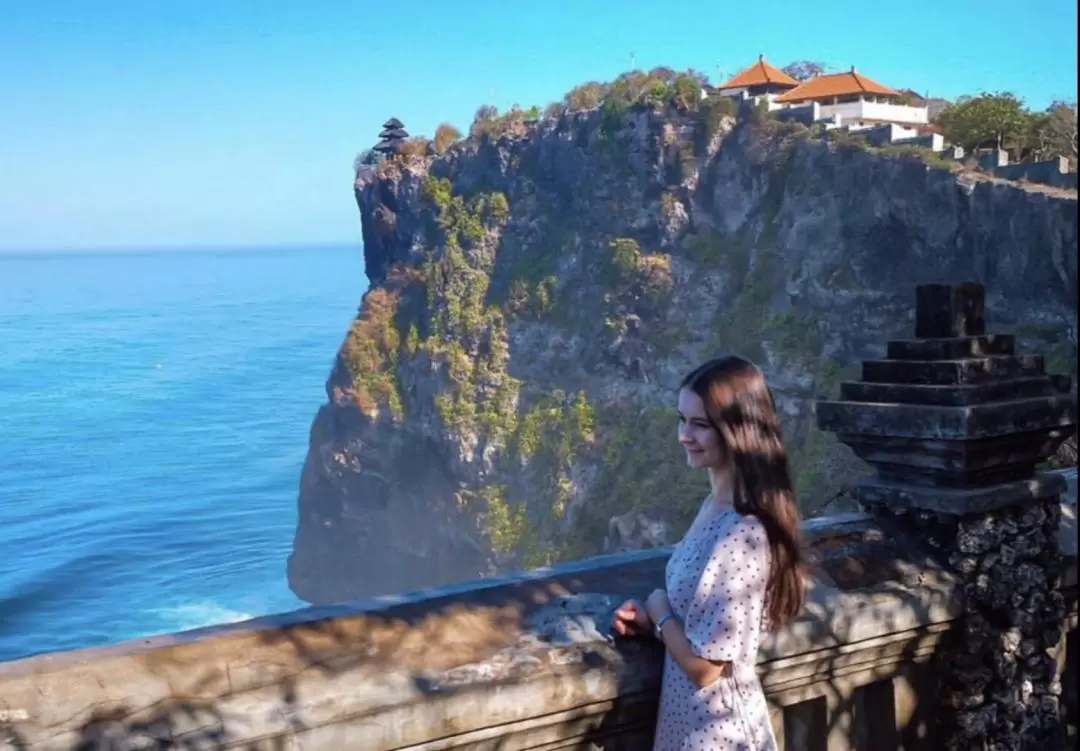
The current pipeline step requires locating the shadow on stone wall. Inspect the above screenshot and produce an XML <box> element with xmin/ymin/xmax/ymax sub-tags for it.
<box><xmin>0</xmin><ymin>509</ymin><xmax>993</xmax><ymax>750</ymax></box>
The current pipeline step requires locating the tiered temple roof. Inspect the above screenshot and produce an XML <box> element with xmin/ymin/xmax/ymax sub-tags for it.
<box><xmin>373</xmin><ymin>117</ymin><xmax>409</xmax><ymax>155</ymax></box>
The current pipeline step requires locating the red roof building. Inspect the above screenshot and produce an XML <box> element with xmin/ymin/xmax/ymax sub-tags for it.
<box><xmin>774</xmin><ymin>67</ymin><xmax>901</xmax><ymax>104</ymax></box>
<box><xmin>716</xmin><ymin>55</ymin><xmax>800</xmax><ymax>96</ymax></box>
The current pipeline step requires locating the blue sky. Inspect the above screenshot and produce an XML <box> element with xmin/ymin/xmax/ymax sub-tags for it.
<box><xmin>1</xmin><ymin>0</ymin><xmax>1076</xmax><ymax>252</ymax></box>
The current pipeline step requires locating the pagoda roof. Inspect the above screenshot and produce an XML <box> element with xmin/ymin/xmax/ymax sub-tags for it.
<box><xmin>775</xmin><ymin>68</ymin><xmax>901</xmax><ymax>103</ymax></box>
<box><xmin>378</xmin><ymin>126</ymin><xmax>409</xmax><ymax>139</ymax></box>
<box><xmin>382</xmin><ymin>117</ymin><xmax>404</xmax><ymax>129</ymax></box>
<box><xmin>717</xmin><ymin>56</ymin><xmax>799</xmax><ymax>90</ymax></box>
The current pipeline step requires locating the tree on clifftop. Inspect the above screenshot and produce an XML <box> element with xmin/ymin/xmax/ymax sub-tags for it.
<box><xmin>433</xmin><ymin>123</ymin><xmax>463</xmax><ymax>154</ymax></box>
<box><xmin>1039</xmin><ymin>101</ymin><xmax>1078</xmax><ymax>167</ymax></box>
<box><xmin>935</xmin><ymin>92</ymin><xmax>1030</xmax><ymax>155</ymax></box>
<box><xmin>936</xmin><ymin>93</ymin><xmax>1078</xmax><ymax>166</ymax></box>
<box><xmin>781</xmin><ymin>60</ymin><xmax>828</xmax><ymax>82</ymax></box>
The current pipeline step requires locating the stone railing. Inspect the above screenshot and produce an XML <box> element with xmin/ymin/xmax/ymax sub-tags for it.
<box><xmin>0</xmin><ymin>283</ymin><xmax>1075</xmax><ymax>750</ymax></box>
<box><xmin>0</xmin><ymin>499</ymin><xmax>1074</xmax><ymax>751</ymax></box>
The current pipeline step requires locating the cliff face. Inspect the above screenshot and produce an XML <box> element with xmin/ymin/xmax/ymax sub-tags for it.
<box><xmin>288</xmin><ymin>107</ymin><xmax>1078</xmax><ymax>606</ymax></box>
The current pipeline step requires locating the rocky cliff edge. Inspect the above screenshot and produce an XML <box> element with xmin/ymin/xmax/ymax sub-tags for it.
<box><xmin>288</xmin><ymin>104</ymin><xmax>1077</xmax><ymax>605</ymax></box>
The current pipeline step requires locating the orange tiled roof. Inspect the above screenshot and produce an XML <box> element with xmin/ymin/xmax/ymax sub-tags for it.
<box><xmin>775</xmin><ymin>69</ymin><xmax>901</xmax><ymax>103</ymax></box>
<box><xmin>718</xmin><ymin>56</ymin><xmax>800</xmax><ymax>90</ymax></box>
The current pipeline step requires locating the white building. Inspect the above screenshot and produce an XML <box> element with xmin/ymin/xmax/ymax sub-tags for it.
<box><xmin>770</xmin><ymin>67</ymin><xmax>929</xmax><ymax>128</ymax></box>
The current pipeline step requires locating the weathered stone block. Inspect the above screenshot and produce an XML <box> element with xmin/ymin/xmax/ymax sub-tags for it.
<box><xmin>886</xmin><ymin>334</ymin><xmax>1015</xmax><ymax>361</ymax></box>
<box><xmin>839</xmin><ymin>377</ymin><xmax>1057</xmax><ymax>406</ymax></box>
<box><xmin>835</xmin><ymin>430</ymin><xmax>1073</xmax><ymax>485</ymax></box>
<box><xmin>915</xmin><ymin>282</ymin><xmax>985</xmax><ymax>338</ymax></box>
<box><xmin>816</xmin><ymin>396</ymin><xmax>1075</xmax><ymax>441</ymax></box>
<box><xmin>861</xmin><ymin>355</ymin><xmax>1044</xmax><ymax>385</ymax></box>
<box><xmin>857</xmin><ymin>473</ymin><xmax>1066</xmax><ymax>516</ymax></box>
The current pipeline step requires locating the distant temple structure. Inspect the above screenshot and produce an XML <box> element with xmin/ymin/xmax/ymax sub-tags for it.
<box><xmin>373</xmin><ymin>117</ymin><xmax>409</xmax><ymax>157</ymax></box>
<box><xmin>714</xmin><ymin>57</ymin><xmax>931</xmax><ymax>133</ymax></box>
<box><xmin>773</xmin><ymin>67</ymin><xmax>929</xmax><ymax>128</ymax></box>
<box><xmin>713</xmin><ymin>54</ymin><xmax>799</xmax><ymax>98</ymax></box>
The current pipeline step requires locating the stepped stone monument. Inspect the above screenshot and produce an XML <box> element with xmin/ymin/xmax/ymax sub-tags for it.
<box><xmin>818</xmin><ymin>282</ymin><xmax>1076</xmax><ymax>750</ymax></box>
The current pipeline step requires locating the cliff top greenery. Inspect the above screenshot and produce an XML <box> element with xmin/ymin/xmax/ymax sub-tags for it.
<box><xmin>355</xmin><ymin>64</ymin><xmax>1077</xmax><ymax>176</ymax></box>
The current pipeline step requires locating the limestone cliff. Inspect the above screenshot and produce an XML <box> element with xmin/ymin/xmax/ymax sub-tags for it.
<box><xmin>288</xmin><ymin>103</ymin><xmax>1077</xmax><ymax>605</ymax></box>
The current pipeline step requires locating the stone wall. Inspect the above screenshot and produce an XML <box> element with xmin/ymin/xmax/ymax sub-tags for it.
<box><xmin>970</xmin><ymin>152</ymin><xmax>1078</xmax><ymax>190</ymax></box>
<box><xmin>993</xmin><ymin>156</ymin><xmax>1078</xmax><ymax>190</ymax></box>
<box><xmin>0</xmin><ymin>487</ymin><xmax>1074</xmax><ymax>750</ymax></box>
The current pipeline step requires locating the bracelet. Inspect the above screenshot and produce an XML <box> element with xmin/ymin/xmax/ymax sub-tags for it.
<box><xmin>654</xmin><ymin>612</ymin><xmax>675</xmax><ymax>641</ymax></box>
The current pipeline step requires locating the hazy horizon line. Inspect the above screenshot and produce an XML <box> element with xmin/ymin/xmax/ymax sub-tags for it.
<box><xmin>0</xmin><ymin>239</ymin><xmax>362</xmax><ymax>257</ymax></box>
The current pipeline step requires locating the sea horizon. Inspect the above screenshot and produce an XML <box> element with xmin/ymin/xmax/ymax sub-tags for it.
<box><xmin>0</xmin><ymin>239</ymin><xmax>361</xmax><ymax>258</ymax></box>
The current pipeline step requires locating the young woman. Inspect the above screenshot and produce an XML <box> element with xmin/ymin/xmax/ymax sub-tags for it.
<box><xmin>612</xmin><ymin>356</ymin><xmax>807</xmax><ymax>750</ymax></box>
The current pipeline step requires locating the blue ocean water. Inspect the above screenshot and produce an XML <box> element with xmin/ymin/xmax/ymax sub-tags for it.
<box><xmin>0</xmin><ymin>245</ymin><xmax>366</xmax><ymax>663</ymax></box>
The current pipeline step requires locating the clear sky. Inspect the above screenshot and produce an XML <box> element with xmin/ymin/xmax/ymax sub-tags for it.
<box><xmin>1</xmin><ymin>0</ymin><xmax>1076</xmax><ymax>252</ymax></box>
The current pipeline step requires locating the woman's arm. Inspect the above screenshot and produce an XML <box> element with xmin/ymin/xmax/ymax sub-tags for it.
<box><xmin>646</xmin><ymin>590</ymin><xmax>729</xmax><ymax>689</ymax></box>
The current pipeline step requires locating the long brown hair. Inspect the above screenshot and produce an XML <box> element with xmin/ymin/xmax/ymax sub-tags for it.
<box><xmin>681</xmin><ymin>355</ymin><xmax>807</xmax><ymax>628</ymax></box>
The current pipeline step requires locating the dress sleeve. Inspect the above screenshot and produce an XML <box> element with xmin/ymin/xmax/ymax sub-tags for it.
<box><xmin>683</xmin><ymin>514</ymin><xmax>770</xmax><ymax>663</ymax></box>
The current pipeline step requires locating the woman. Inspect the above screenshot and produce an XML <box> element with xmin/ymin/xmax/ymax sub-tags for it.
<box><xmin>612</xmin><ymin>356</ymin><xmax>807</xmax><ymax>750</ymax></box>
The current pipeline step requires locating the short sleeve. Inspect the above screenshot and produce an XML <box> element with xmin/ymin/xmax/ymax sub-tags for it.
<box><xmin>683</xmin><ymin>514</ymin><xmax>770</xmax><ymax>663</ymax></box>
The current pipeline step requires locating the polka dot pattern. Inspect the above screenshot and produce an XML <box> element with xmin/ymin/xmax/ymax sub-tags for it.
<box><xmin>652</xmin><ymin>505</ymin><xmax>778</xmax><ymax>750</ymax></box>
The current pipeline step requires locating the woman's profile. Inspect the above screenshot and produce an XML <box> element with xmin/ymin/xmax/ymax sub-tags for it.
<box><xmin>612</xmin><ymin>355</ymin><xmax>807</xmax><ymax>750</ymax></box>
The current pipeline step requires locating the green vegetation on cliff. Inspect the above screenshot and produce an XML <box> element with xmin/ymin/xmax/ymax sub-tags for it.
<box><xmin>416</xmin><ymin>176</ymin><xmax>523</xmax><ymax>444</ymax></box>
<box><xmin>340</xmin><ymin>287</ymin><xmax>404</xmax><ymax>420</ymax></box>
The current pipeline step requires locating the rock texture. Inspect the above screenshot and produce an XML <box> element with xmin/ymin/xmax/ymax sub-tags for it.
<box><xmin>289</xmin><ymin>103</ymin><xmax>1077</xmax><ymax>606</ymax></box>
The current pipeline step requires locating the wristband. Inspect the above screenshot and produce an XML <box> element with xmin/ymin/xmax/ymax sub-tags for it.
<box><xmin>654</xmin><ymin>612</ymin><xmax>675</xmax><ymax>641</ymax></box>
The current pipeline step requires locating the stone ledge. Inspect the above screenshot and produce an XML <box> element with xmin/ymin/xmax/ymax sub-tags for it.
<box><xmin>839</xmin><ymin>377</ymin><xmax>1057</xmax><ymax>406</ymax></box>
<box><xmin>857</xmin><ymin>472</ymin><xmax>1067</xmax><ymax>515</ymax></box>
<box><xmin>837</xmin><ymin>430</ymin><xmax>1071</xmax><ymax>475</ymax></box>
<box><xmin>0</xmin><ymin>513</ymin><xmax>955</xmax><ymax>750</ymax></box>
<box><xmin>816</xmin><ymin>395</ymin><xmax>1075</xmax><ymax>440</ymax></box>
<box><xmin>0</xmin><ymin>488</ymin><xmax>1073</xmax><ymax>751</ymax></box>
<box><xmin>886</xmin><ymin>335</ymin><xmax>1015</xmax><ymax>361</ymax></box>
<box><xmin>862</xmin><ymin>355</ymin><xmax>1045</xmax><ymax>386</ymax></box>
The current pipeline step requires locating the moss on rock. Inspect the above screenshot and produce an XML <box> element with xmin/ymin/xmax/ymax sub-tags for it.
<box><xmin>340</xmin><ymin>287</ymin><xmax>404</xmax><ymax>420</ymax></box>
<box><xmin>566</xmin><ymin>398</ymin><xmax>710</xmax><ymax>558</ymax></box>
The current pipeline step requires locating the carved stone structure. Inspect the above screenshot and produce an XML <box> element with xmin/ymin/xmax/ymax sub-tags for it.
<box><xmin>818</xmin><ymin>282</ymin><xmax>1077</xmax><ymax>750</ymax></box>
<box><xmin>373</xmin><ymin>116</ymin><xmax>408</xmax><ymax>156</ymax></box>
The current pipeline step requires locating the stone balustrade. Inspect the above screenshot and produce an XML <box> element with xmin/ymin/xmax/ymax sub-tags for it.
<box><xmin>0</xmin><ymin>283</ymin><xmax>1075</xmax><ymax>750</ymax></box>
<box><xmin>0</xmin><ymin>497</ymin><xmax>1073</xmax><ymax>750</ymax></box>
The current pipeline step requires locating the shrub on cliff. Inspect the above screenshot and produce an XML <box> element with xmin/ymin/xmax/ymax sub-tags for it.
<box><xmin>696</xmin><ymin>96</ymin><xmax>737</xmax><ymax>153</ymax></box>
<box><xmin>397</xmin><ymin>137</ymin><xmax>432</xmax><ymax>158</ymax></box>
<box><xmin>433</xmin><ymin>123</ymin><xmax>463</xmax><ymax>154</ymax></box>
<box><xmin>564</xmin><ymin>81</ymin><xmax>607</xmax><ymax>111</ymax></box>
<box><xmin>339</xmin><ymin>288</ymin><xmax>403</xmax><ymax>418</ymax></box>
<box><xmin>561</xmin><ymin>68</ymin><xmax>709</xmax><ymax>121</ymax></box>
<box><xmin>470</xmin><ymin>104</ymin><xmax>539</xmax><ymax>140</ymax></box>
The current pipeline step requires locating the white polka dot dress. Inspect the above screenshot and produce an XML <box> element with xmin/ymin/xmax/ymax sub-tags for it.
<box><xmin>652</xmin><ymin>504</ymin><xmax>777</xmax><ymax>751</ymax></box>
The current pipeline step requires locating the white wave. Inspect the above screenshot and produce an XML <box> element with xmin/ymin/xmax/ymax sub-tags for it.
<box><xmin>154</xmin><ymin>601</ymin><xmax>256</xmax><ymax>633</ymax></box>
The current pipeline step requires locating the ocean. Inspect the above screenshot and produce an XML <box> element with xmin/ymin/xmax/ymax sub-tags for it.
<box><xmin>0</xmin><ymin>245</ymin><xmax>366</xmax><ymax>663</ymax></box>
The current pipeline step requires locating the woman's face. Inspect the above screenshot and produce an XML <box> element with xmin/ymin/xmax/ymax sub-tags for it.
<box><xmin>677</xmin><ymin>387</ymin><xmax>724</xmax><ymax>470</ymax></box>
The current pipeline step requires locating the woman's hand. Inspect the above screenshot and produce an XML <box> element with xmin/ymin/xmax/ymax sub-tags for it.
<box><xmin>645</xmin><ymin>589</ymin><xmax>672</xmax><ymax>624</ymax></box>
<box><xmin>612</xmin><ymin>598</ymin><xmax>652</xmax><ymax>637</ymax></box>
